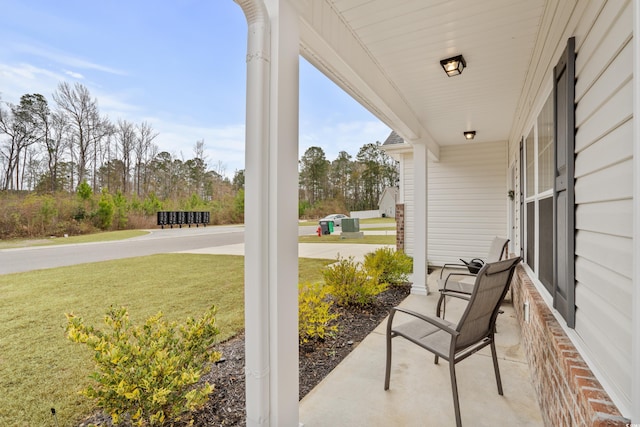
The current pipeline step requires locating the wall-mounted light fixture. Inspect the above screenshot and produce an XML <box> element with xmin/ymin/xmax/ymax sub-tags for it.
<box><xmin>464</xmin><ymin>131</ymin><xmax>476</xmax><ymax>140</ymax></box>
<box><xmin>440</xmin><ymin>54</ymin><xmax>466</xmax><ymax>77</ymax></box>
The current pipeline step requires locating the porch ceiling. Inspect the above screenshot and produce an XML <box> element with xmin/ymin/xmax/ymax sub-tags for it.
<box><xmin>297</xmin><ymin>0</ymin><xmax>547</xmax><ymax>151</ymax></box>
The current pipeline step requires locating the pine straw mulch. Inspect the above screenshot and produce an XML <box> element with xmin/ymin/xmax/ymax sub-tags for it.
<box><xmin>79</xmin><ymin>284</ymin><xmax>411</xmax><ymax>427</ymax></box>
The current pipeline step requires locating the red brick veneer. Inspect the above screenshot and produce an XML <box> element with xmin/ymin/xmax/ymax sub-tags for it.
<box><xmin>395</xmin><ymin>203</ymin><xmax>405</xmax><ymax>252</ymax></box>
<box><xmin>511</xmin><ymin>266</ymin><xmax>630</xmax><ymax>426</ymax></box>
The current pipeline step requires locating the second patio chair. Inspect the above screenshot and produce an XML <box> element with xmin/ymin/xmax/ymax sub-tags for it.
<box><xmin>384</xmin><ymin>257</ymin><xmax>521</xmax><ymax>427</ymax></box>
<box><xmin>437</xmin><ymin>237</ymin><xmax>509</xmax><ymax>318</ymax></box>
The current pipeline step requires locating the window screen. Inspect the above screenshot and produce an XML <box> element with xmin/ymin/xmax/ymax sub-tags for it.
<box><xmin>538</xmin><ymin>197</ymin><xmax>553</xmax><ymax>293</ymax></box>
<box><xmin>538</xmin><ymin>95</ymin><xmax>554</xmax><ymax>193</ymax></box>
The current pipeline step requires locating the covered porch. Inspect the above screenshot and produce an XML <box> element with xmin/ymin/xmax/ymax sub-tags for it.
<box><xmin>299</xmin><ymin>268</ymin><xmax>544</xmax><ymax>427</ymax></box>
<box><xmin>232</xmin><ymin>0</ymin><xmax>639</xmax><ymax>425</ymax></box>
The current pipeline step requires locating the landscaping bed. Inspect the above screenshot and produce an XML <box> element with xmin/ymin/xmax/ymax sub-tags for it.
<box><xmin>78</xmin><ymin>284</ymin><xmax>411</xmax><ymax>426</ymax></box>
<box><xmin>192</xmin><ymin>283</ymin><xmax>410</xmax><ymax>426</ymax></box>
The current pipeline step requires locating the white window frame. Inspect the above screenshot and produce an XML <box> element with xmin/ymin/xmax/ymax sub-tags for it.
<box><xmin>523</xmin><ymin>90</ymin><xmax>554</xmax><ymax>294</ymax></box>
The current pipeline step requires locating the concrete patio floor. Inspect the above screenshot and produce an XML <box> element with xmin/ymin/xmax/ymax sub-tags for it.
<box><xmin>180</xmin><ymin>238</ymin><xmax>544</xmax><ymax>426</ymax></box>
<box><xmin>299</xmin><ymin>270</ymin><xmax>544</xmax><ymax>427</ymax></box>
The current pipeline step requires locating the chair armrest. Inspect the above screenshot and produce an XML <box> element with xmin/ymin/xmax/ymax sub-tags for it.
<box><xmin>439</xmin><ymin>263</ymin><xmax>468</xmax><ymax>278</ymax></box>
<box><xmin>389</xmin><ymin>306</ymin><xmax>459</xmax><ymax>336</ymax></box>
<box><xmin>437</xmin><ymin>290</ymin><xmax>471</xmax><ymax>302</ymax></box>
<box><xmin>441</xmin><ymin>272</ymin><xmax>476</xmax><ymax>290</ymax></box>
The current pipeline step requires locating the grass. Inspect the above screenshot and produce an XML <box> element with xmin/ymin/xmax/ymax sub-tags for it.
<box><xmin>0</xmin><ymin>219</ymin><xmax>395</xmax><ymax>249</ymax></box>
<box><xmin>299</xmin><ymin>217</ymin><xmax>396</xmax><ymax>227</ymax></box>
<box><xmin>361</xmin><ymin>226</ymin><xmax>396</xmax><ymax>231</ymax></box>
<box><xmin>0</xmin><ymin>230</ymin><xmax>149</xmax><ymax>249</ymax></box>
<box><xmin>358</xmin><ymin>217</ymin><xmax>395</xmax><ymax>224</ymax></box>
<box><xmin>299</xmin><ymin>234</ymin><xmax>395</xmax><ymax>245</ymax></box>
<box><xmin>298</xmin><ymin>219</ymin><xmax>321</xmax><ymax>227</ymax></box>
<box><xmin>0</xmin><ymin>254</ymin><xmax>332</xmax><ymax>427</ymax></box>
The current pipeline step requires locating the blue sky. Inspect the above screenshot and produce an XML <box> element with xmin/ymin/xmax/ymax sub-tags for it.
<box><xmin>0</xmin><ymin>0</ymin><xmax>390</xmax><ymax>177</ymax></box>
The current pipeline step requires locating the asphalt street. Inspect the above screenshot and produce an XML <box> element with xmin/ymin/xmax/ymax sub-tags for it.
<box><xmin>0</xmin><ymin>225</ymin><xmax>352</xmax><ymax>275</ymax></box>
<box><xmin>0</xmin><ymin>225</ymin><xmax>314</xmax><ymax>275</ymax></box>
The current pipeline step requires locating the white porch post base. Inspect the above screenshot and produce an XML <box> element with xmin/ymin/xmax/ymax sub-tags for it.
<box><xmin>411</xmin><ymin>282</ymin><xmax>429</xmax><ymax>296</ymax></box>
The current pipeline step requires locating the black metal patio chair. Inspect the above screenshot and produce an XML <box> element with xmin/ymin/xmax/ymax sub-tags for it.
<box><xmin>437</xmin><ymin>237</ymin><xmax>509</xmax><ymax>318</ymax></box>
<box><xmin>384</xmin><ymin>257</ymin><xmax>521</xmax><ymax>427</ymax></box>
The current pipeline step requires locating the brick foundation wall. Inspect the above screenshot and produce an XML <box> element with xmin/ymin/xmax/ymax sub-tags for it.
<box><xmin>395</xmin><ymin>204</ymin><xmax>404</xmax><ymax>251</ymax></box>
<box><xmin>511</xmin><ymin>266</ymin><xmax>630</xmax><ymax>426</ymax></box>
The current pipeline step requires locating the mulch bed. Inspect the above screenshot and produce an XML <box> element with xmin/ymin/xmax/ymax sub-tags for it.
<box><xmin>78</xmin><ymin>284</ymin><xmax>411</xmax><ymax>427</ymax></box>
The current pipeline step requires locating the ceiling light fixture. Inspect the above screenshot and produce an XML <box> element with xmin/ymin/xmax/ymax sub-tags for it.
<box><xmin>464</xmin><ymin>131</ymin><xmax>476</xmax><ymax>140</ymax></box>
<box><xmin>440</xmin><ymin>54</ymin><xmax>466</xmax><ymax>77</ymax></box>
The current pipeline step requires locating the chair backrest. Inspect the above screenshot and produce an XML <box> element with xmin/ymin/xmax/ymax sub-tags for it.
<box><xmin>486</xmin><ymin>237</ymin><xmax>510</xmax><ymax>262</ymax></box>
<box><xmin>454</xmin><ymin>257</ymin><xmax>521</xmax><ymax>349</ymax></box>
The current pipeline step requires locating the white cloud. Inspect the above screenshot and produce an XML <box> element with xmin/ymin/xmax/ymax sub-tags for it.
<box><xmin>0</xmin><ymin>63</ymin><xmax>66</xmax><ymax>101</ymax></box>
<box><xmin>14</xmin><ymin>42</ymin><xmax>126</xmax><ymax>76</ymax></box>
<box><xmin>64</xmin><ymin>70</ymin><xmax>84</xmax><ymax>79</ymax></box>
<box><xmin>0</xmin><ymin>62</ymin><xmax>139</xmax><ymax>117</ymax></box>
<box><xmin>0</xmin><ymin>59</ymin><xmax>391</xmax><ymax>182</ymax></box>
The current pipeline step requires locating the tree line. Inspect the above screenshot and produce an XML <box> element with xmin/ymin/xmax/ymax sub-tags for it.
<box><xmin>0</xmin><ymin>82</ymin><xmax>237</xmax><ymax>200</ymax></box>
<box><xmin>299</xmin><ymin>144</ymin><xmax>398</xmax><ymax>213</ymax></box>
<box><xmin>0</xmin><ymin>81</ymin><xmax>398</xmax><ymax>237</ymax></box>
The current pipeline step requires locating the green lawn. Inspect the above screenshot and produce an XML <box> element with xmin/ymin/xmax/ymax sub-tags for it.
<box><xmin>358</xmin><ymin>217</ymin><xmax>396</xmax><ymax>224</ymax></box>
<box><xmin>0</xmin><ymin>230</ymin><xmax>149</xmax><ymax>249</ymax></box>
<box><xmin>299</xmin><ymin>217</ymin><xmax>396</xmax><ymax>227</ymax></box>
<box><xmin>361</xmin><ymin>226</ymin><xmax>396</xmax><ymax>231</ymax></box>
<box><xmin>0</xmin><ymin>219</ymin><xmax>396</xmax><ymax>249</ymax></box>
<box><xmin>0</xmin><ymin>254</ymin><xmax>332</xmax><ymax>427</ymax></box>
<box><xmin>299</xmin><ymin>234</ymin><xmax>395</xmax><ymax>245</ymax></box>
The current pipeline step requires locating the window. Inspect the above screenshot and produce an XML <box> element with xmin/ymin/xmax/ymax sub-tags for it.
<box><xmin>524</xmin><ymin>94</ymin><xmax>554</xmax><ymax>294</ymax></box>
<box><xmin>522</xmin><ymin>37</ymin><xmax>576</xmax><ymax>327</ymax></box>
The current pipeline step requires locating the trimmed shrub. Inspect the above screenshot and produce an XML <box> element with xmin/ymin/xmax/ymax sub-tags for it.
<box><xmin>298</xmin><ymin>282</ymin><xmax>339</xmax><ymax>344</ymax></box>
<box><xmin>363</xmin><ymin>247</ymin><xmax>413</xmax><ymax>285</ymax></box>
<box><xmin>323</xmin><ymin>255</ymin><xmax>386</xmax><ymax>307</ymax></box>
<box><xmin>65</xmin><ymin>306</ymin><xmax>221</xmax><ymax>426</ymax></box>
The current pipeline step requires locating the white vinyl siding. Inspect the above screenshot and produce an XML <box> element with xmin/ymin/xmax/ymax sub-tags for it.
<box><xmin>426</xmin><ymin>141</ymin><xmax>507</xmax><ymax>266</ymax></box>
<box><xmin>507</xmin><ymin>0</ymin><xmax>633</xmax><ymax>414</ymax></box>
<box><xmin>573</xmin><ymin>0</ymin><xmax>633</xmax><ymax>411</ymax></box>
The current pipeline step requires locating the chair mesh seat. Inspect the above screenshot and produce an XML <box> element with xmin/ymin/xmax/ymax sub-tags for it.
<box><xmin>393</xmin><ymin>318</ymin><xmax>455</xmax><ymax>358</ymax></box>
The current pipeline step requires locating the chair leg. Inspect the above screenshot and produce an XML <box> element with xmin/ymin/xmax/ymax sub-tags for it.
<box><xmin>490</xmin><ymin>338</ymin><xmax>504</xmax><ymax>395</ymax></box>
<box><xmin>436</xmin><ymin>292</ymin><xmax>446</xmax><ymax>319</ymax></box>
<box><xmin>384</xmin><ymin>321</ymin><xmax>393</xmax><ymax>390</ymax></box>
<box><xmin>449</xmin><ymin>362</ymin><xmax>462</xmax><ymax>427</ymax></box>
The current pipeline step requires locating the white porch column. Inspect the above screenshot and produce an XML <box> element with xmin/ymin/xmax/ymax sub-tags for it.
<box><xmin>237</xmin><ymin>0</ymin><xmax>299</xmax><ymax>426</ymax></box>
<box><xmin>411</xmin><ymin>142</ymin><xmax>429</xmax><ymax>295</ymax></box>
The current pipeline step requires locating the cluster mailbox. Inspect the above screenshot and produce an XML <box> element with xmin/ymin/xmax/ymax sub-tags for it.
<box><xmin>156</xmin><ymin>211</ymin><xmax>210</xmax><ymax>228</ymax></box>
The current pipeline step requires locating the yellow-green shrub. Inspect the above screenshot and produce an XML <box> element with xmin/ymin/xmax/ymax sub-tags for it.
<box><xmin>298</xmin><ymin>282</ymin><xmax>339</xmax><ymax>344</ymax></box>
<box><xmin>65</xmin><ymin>306</ymin><xmax>221</xmax><ymax>426</ymax></box>
<box><xmin>363</xmin><ymin>247</ymin><xmax>413</xmax><ymax>285</ymax></box>
<box><xmin>323</xmin><ymin>256</ymin><xmax>387</xmax><ymax>307</ymax></box>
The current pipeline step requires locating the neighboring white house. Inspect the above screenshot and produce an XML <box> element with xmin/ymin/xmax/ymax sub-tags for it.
<box><xmin>232</xmin><ymin>1</ymin><xmax>638</xmax><ymax>426</ymax></box>
<box><xmin>378</xmin><ymin>186</ymin><xmax>398</xmax><ymax>218</ymax></box>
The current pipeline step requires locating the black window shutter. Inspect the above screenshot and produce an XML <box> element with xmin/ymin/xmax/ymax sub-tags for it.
<box><xmin>519</xmin><ymin>138</ymin><xmax>524</xmax><ymax>259</ymax></box>
<box><xmin>553</xmin><ymin>37</ymin><xmax>576</xmax><ymax>328</ymax></box>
